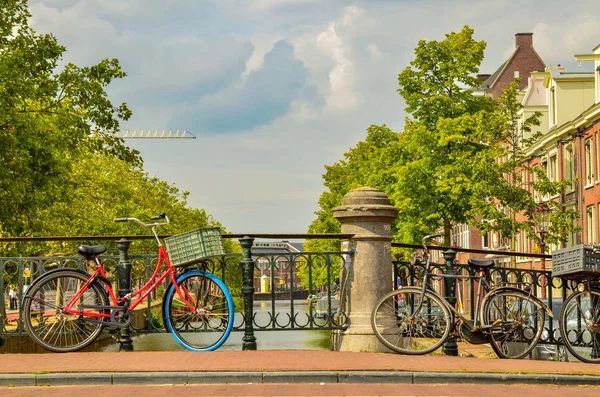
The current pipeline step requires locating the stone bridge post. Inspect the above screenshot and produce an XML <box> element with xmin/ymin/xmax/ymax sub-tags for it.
<box><xmin>333</xmin><ymin>187</ymin><xmax>398</xmax><ymax>352</ymax></box>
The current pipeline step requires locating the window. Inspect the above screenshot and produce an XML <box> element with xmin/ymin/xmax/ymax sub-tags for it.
<box><xmin>541</xmin><ymin>158</ymin><xmax>548</xmax><ymax>199</ymax></box>
<box><xmin>549</xmin><ymin>154</ymin><xmax>558</xmax><ymax>183</ymax></box>
<box><xmin>514</xmin><ymin>70</ymin><xmax>520</xmax><ymax>78</ymax></box>
<box><xmin>597</xmin><ymin>68</ymin><xmax>600</xmax><ymax>102</ymax></box>
<box><xmin>564</xmin><ymin>144</ymin><xmax>575</xmax><ymax>193</ymax></box>
<box><xmin>482</xmin><ymin>232</ymin><xmax>489</xmax><ymax>249</ymax></box>
<box><xmin>566</xmin><ymin>204</ymin><xmax>577</xmax><ymax>247</ymax></box>
<box><xmin>585</xmin><ymin>138</ymin><xmax>594</xmax><ymax>186</ymax></box>
<box><xmin>587</xmin><ymin>205</ymin><xmax>595</xmax><ymax>245</ymax></box>
<box><xmin>550</xmin><ymin>87</ymin><xmax>557</xmax><ymax>126</ymax></box>
<box><xmin>451</xmin><ymin>224</ymin><xmax>470</xmax><ymax>248</ymax></box>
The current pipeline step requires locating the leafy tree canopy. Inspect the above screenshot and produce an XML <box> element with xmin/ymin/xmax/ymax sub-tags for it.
<box><xmin>0</xmin><ymin>0</ymin><xmax>138</xmax><ymax>236</ymax></box>
<box><xmin>308</xmin><ymin>25</ymin><xmax>578</xmax><ymax>260</ymax></box>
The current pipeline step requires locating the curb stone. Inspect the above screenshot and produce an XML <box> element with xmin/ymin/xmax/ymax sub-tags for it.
<box><xmin>338</xmin><ymin>371</ymin><xmax>413</xmax><ymax>383</ymax></box>
<box><xmin>0</xmin><ymin>374</ymin><xmax>36</xmax><ymax>387</ymax></box>
<box><xmin>263</xmin><ymin>371</ymin><xmax>338</xmax><ymax>384</ymax></box>
<box><xmin>413</xmin><ymin>372</ymin><xmax>556</xmax><ymax>385</ymax></box>
<box><xmin>0</xmin><ymin>371</ymin><xmax>599</xmax><ymax>387</ymax></box>
<box><xmin>36</xmin><ymin>373</ymin><xmax>112</xmax><ymax>386</ymax></box>
<box><xmin>112</xmin><ymin>372</ymin><xmax>187</xmax><ymax>385</ymax></box>
<box><xmin>187</xmin><ymin>372</ymin><xmax>263</xmax><ymax>384</ymax></box>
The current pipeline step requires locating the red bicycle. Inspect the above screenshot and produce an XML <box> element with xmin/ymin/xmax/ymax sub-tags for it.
<box><xmin>22</xmin><ymin>213</ymin><xmax>234</xmax><ymax>352</ymax></box>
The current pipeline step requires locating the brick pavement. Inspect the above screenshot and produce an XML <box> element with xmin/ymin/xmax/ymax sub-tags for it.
<box><xmin>3</xmin><ymin>383</ymin><xmax>600</xmax><ymax>397</ymax></box>
<box><xmin>1</xmin><ymin>350</ymin><xmax>600</xmax><ymax>376</ymax></box>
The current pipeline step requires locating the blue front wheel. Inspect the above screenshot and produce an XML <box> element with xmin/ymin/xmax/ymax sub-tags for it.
<box><xmin>164</xmin><ymin>270</ymin><xmax>234</xmax><ymax>352</ymax></box>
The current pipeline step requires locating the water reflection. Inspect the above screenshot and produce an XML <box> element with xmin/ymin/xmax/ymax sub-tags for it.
<box><xmin>102</xmin><ymin>300</ymin><xmax>331</xmax><ymax>352</ymax></box>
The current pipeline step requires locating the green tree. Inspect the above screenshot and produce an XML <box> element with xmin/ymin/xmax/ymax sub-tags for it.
<box><xmin>467</xmin><ymin>80</ymin><xmax>579</xmax><ymax>252</ymax></box>
<box><xmin>308</xmin><ymin>25</ymin><xmax>577</xmax><ymax>254</ymax></box>
<box><xmin>301</xmin><ymin>125</ymin><xmax>400</xmax><ymax>288</ymax></box>
<box><xmin>393</xmin><ymin>25</ymin><xmax>497</xmax><ymax>245</ymax></box>
<box><xmin>0</xmin><ymin>0</ymin><xmax>137</xmax><ymax>237</ymax></box>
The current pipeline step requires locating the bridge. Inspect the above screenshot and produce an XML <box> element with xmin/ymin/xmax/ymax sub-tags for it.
<box><xmin>0</xmin><ymin>187</ymin><xmax>562</xmax><ymax>358</ymax></box>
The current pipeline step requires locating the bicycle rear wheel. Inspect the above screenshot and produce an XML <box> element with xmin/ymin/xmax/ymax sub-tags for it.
<box><xmin>371</xmin><ymin>287</ymin><xmax>451</xmax><ymax>354</ymax></box>
<box><xmin>22</xmin><ymin>270</ymin><xmax>108</xmax><ymax>353</ymax></box>
<box><xmin>559</xmin><ymin>289</ymin><xmax>600</xmax><ymax>363</ymax></box>
<box><xmin>482</xmin><ymin>289</ymin><xmax>545</xmax><ymax>359</ymax></box>
<box><xmin>164</xmin><ymin>270</ymin><xmax>234</xmax><ymax>352</ymax></box>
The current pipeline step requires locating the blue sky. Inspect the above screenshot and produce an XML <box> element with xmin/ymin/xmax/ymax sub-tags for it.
<box><xmin>28</xmin><ymin>0</ymin><xmax>600</xmax><ymax>233</ymax></box>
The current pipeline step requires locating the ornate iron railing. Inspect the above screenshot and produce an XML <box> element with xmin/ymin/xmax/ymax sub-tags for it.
<box><xmin>391</xmin><ymin>242</ymin><xmax>571</xmax><ymax>349</ymax></box>
<box><xmin>0</xmin><ymin>235</ymin><xmax>350</xmax><ymax>339</ymax></box>
<box><xmin>2</xmin><ymin>234</ymin><xmax>581</xmax><ymax>357</ymax></box>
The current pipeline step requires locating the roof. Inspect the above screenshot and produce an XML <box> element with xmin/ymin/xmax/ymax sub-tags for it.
<box><xmin>481</xmin><ymin>60</ymin><xmax>507</xmax><ymax>90</ymax></box>
<box><xmin>251</xmin><ymin>241</ymin><xmax>303</xmax><ymax>255</ymax></box>
<box><xmin>547</xmin><ymin>64</ymin><xmax>594</xmax><ymax>80</ymax></box>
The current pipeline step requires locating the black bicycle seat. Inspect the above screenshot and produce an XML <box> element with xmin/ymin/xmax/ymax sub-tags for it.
<box><xmin>467</xmin><ymin>259</ymin><xmax>494</xmax><ymax>269</ymax></box>
<box><xmin>78</xmin><ymin>245</ymin><xmax>107</xmax><ymax>260</ymax></box>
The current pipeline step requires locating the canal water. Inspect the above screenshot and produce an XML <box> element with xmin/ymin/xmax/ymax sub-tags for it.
<box><xmin>102</xmin><ymin>299</ymin><xmax>331</xmax><ymax>352</ymax></box>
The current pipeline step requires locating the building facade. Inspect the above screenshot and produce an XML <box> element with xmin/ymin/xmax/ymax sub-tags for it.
<box><xmin>453</xmin><ymin>37</ymin><xmax>600</xmax><ymax>270</ymax></box>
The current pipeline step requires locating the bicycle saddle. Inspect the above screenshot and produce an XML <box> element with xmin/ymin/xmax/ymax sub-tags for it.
<box><xmin>467</xmin><ymin>259</ymin><xmax>494</xmax><ymax>269</ymax></box>
<box><xmin>78</xmin><ymin>245</ymin><xmax>107</xmax><ymax>260</ymax></box>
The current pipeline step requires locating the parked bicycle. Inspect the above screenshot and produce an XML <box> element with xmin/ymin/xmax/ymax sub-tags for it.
<box><xmin>371</xmin><ymin>233</ymin><xmax>552</xmax><ymax>359</ymax></box>
<box><xmin>552</xmin><ymin>244</ymin><xmax>600</xmax><ymax>363</ymax></box>
<box><xmin>22</xmin><ymin>213</ymin><xmax>234</xmax><ymax>353</ymax></box>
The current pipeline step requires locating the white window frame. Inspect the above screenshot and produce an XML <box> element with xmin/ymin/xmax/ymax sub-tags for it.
<box><xmin>564</xmin><ymin>144</ymin><xmax>575</xmax><ymax>193</ymax></box>
<box><xmin>541</xmin><ymin>157</ymin><xmax>549</xmax><ymax>200</ymax></box>
<box><xmin>587</xmin><ymin>205</ymin><xmax>596</xmax><ymax>245</ymax></box>
<box><xmin>550</xmin><ymin>86</ymin><xmax>557</xmax><ymax>126</ymax></box>
<box><xmin>585</xmin><ymin>138</ymin><xmax>594</xmax><ymax>187</ymax></box>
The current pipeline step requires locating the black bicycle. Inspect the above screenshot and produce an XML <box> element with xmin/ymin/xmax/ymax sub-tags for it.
<box><xmin>371</xmin><ymin>233</ymin><xmax>552</xmax><ymax>359</ymax></box>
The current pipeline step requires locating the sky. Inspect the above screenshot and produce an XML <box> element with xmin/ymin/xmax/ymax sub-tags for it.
<box><xmin>27</xmin><ymin>0</ymin><xmax>600</xmax><ymax>234</ymax></box>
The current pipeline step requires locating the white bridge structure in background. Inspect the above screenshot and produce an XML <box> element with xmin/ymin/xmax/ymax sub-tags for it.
<box><xmin>116</xmin><ymin>130</ymin><xmax>196</xmax><ymax>139</ymax></box>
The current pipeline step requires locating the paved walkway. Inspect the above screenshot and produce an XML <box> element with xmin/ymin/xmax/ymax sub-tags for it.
<box><xmin>1</xmin><ymin>350</ymin><xmax>600</xmax><ymax>387</ymax></box>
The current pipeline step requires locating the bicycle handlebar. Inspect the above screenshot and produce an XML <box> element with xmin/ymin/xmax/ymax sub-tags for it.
<box><xmin>421</xmin><ymin>233</ymin><xmax>442</xmax><ymax>253</ymax></box>
<box><xmin>114</xmin><ymin>214</ymin><xmax>170</xmax><ymax>228</ymax></box>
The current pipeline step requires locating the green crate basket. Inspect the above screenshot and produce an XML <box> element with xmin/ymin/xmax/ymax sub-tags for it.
<box><xmin>164</xmin><ymin>227</ymin><xmax>225</xmax><ymax>268</ymax></box>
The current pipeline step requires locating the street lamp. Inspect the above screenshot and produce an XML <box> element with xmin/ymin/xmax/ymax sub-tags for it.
<box><xmin>532</xmin><ymin>200</ymin><xmax>552</xmax><ymax>270</ymax></box>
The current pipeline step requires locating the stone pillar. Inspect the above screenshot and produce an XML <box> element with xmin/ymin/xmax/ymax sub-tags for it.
<box><xmin>333</xmin><ymin>187</ymin><xmax>399</xmax><ymax>352</ymax></box>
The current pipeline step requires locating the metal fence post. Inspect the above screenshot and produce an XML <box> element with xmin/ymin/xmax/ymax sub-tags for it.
<box><xmin>116</xmin><ymin>238</ymin><xmax>133</xmax><ymax>351</ymax></box>
<box><xmin>442</xmin><ymin>248</ymin><xmax>459</xmax><ymax>356</ymax></box>
<box><xmin>239</xmin><ymin>236</ymin><xmax>257</xmax><ymax>350</ymax></box>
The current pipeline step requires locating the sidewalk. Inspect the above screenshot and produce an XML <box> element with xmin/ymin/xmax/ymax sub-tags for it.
<box><xmin>1</xmin><ymin>350</ymin><xmax>600</xmax><ymax>387</ymax></box>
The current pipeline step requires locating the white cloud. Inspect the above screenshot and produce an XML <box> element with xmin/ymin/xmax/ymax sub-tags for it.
<box><xmin>532</xmin><ymin>15</ymin><xmax>600</xmax><ymax>65</ymax></box>
<box><xmin>242</xmin><ymin>33</ymin><xmax>282</xmax><ymax>77</ymax></box>
<box><xmin>24</xmin><ymin>0</ymin><xmax>600</xmax><ymax>233</ymax></box>
<box><xmin>316</xmin><ymin>6</ymin><xmax>364</xmax><ymax>111</ymax></box>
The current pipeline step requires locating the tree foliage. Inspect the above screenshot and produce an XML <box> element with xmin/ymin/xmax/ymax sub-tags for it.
<box><xmin>0</xmin><ymin>1</ymin><xmax>241</xmax><ymax>285</ymax></box>
<box><xmin>308</xmin><ymin>25</ymin><xmax>578</xmax><ymax>264</ymax></box>
<box><xmin>393</xmin><ymin>26</ymin><xmax>500</xmax><ymax>245</ymax></box>
<box><xmin>301</xmin><ymin>125</ymin><xmax>400</xmax><ymax>287</ymax></box>
<box><xmin>0</xmin><ymin>0</ymin><xmax>137</xmax><ymax>237</ymax></box>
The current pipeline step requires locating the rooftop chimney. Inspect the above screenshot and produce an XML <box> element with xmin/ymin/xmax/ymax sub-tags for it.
<box><xmin>515</xmin><ymin>33</ymin><xmax>533</xmax><ymax>48</ymax></box>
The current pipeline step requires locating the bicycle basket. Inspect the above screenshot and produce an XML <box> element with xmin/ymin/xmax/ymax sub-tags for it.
<box><xmin>551</xmin><ymin>244</ymin><xmax>600</xmax><ymax>280</ymax></box>
<box><xmin>164</xmin><ymin>227</ymin><xmax>225</xmax><ymax>267</ymax></box>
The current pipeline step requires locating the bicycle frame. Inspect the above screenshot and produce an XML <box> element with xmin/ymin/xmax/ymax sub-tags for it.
<box><xmin>413</xmin><ymin>234</ymin><xmax>540</xmax><ymax>331</ymax></box>
<box><xmin>62</xmin><ymin>222</ymin><xmax>198</xmax><ymax>320</ymax></box>
<box><xmin>421</xmin><ymin>271</ymin><xmax>491</xmax><ymax>329</ymax></box>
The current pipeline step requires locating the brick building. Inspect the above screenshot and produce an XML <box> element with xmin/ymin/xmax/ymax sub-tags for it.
<box><xmin>449</xmin><ymin>33</ymin><xmax>548</xmax><ymax>266</ymax></box>
<box><xmin>451</xmin><ymin>40</ymin><xmax>600</xmax><ymax>271</ymax></box>
<box><xmin>480</xmin><ymin>33</ymin><xmax>546</xmax><ymax>100</ymax></box>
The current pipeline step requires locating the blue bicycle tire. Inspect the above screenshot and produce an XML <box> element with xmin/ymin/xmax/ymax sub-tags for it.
<box><xmin>164</xmin><ymin>270</ymin><xmax>234</xmax><ymax>352</ymax></box>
